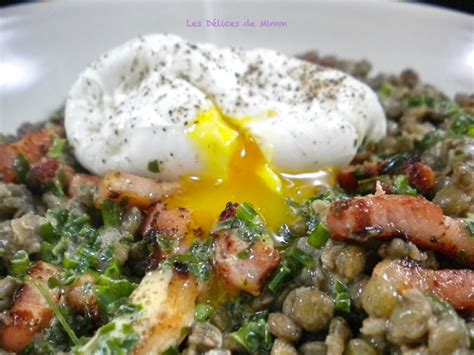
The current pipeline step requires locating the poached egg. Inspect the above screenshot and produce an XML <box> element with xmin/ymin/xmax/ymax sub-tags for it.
<box><xmin>65</xmin><ymin>34</ymin><xmax>386</xmax><ymax>231</ymax></box>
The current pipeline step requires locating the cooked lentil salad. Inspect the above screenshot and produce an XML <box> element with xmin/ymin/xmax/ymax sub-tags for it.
<box><xmin>0</xmin><ymin>52</ymin><xmax>473</xmax><ymax>355</ymax></box>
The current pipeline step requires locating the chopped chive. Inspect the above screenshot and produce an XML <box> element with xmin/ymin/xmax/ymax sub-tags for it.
<box><xmin>147</xmin><ymin>159</ymin><xmax>160</xmax><ymax>173</ymax></box>
<box><xmin>52</xmin><ymin>169</ymin><xmax>68</xmax><ymax>196</ymax></box>
<box><xmin>39</xmin><ymin>222</ymin><xmax>58</xmax><ymax>242</ymax></box>
<box><xmin>63</xmin><ymin>252</ymin><xmax>78</xmax><ymax>269</ymax></box>
<box><xmin>230</xmin><ymin>312</ymin><xmax>271</xmax><ymax>353</ymax></box>
<box><xmin>32</xmin><ymin>279</ymin><xmax>80</xmax><ymax>346</ymax></box>
<box><xmin>393</xmin><ymin>175</ymin><xmax>417</xmax><ymax>196</ymax></box>
<box><xmin>308</xmin><ymin>223</ymin><xmax>330</xmax><ymax>249</ymax></box>
<box><xmin>268</xmin><ymin>262</ymin><xmax>293</xmax><ymax>293</ymax></box>
<box><xmin>236</xmin><ymin>202</ymin><xmax>259</xmax><ymax>224</ymax></box>
<box><xmin>13</xmin><ymin>154</ymin><xmax>30</xmax><ymax>185</ymax></box>
<box><xmin>101</xmin><ymin>199</ymin><xmax>121</xmax><ymax>227</ymax></box>
<box><xmin>285</xmin><ymin>246</ymin><xmax>315</xmax><ymax>268</ymax></box>
<box><xmin>194</xmin><ymin>303</ymin><xmax>215</xmax><ymax>322</ymax></box>
<box><xmin>105</xmin><ymin>259</ymin><xmax>122</xmax><ymax>279</ymax></box>
<box><xmin>98</xmin><ymin>321</ymin><xmax>116</xmax><ymax>335</ymax></box>
<box><xmin>10</xmin><ymin>250</ymin><xmax>30</xmax><ymax>277</ymax></box>
<box><xmin>334</xmin><ymin>280</ymin><xmax>351</xmax><ymax>313</ymax></box>
<box><xmin>47</xmin><ymin>137</ymin><xmax>66</xmax><ymax>160</ymax></box>
<box><xmin>234</xmin><ymin>202</ymin><xmax>270</xmax><ymax>243</ymax></box>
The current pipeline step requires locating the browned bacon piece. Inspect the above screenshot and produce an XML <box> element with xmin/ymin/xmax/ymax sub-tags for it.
<box><xmin>327</xmin><ymin>194</ymin><xmax>474</xmax><ymax>267</ymax></box>
<box><xmin>0</xmin><ymin>261</ymin><xmax>61</xmax><ymax>352</ymax></box>
<box><xmin>0</xmin><ymin>129</ymin><xmax>59</xmax><ymax>183</ymax></box>
<box><xmin>213</xmin><ymin>203</ymin><xmax>280</xmax><ymax>296</ymax></box>
<box><xmin>142</xmin><ymin>203</ymin><xmax>198</xmax><ymax>261</ymax></box>
<box><xmin>97</xmin><ymin>171</ymin><xmax>180</xmax><ymax>210</ymax></box>
<box><xmin>215</xmin><ymin>232</ymin><xmax>280</xmax><ymax>296</ymax></box>
<box><xmin>372</xmin><ymin>259</ymin><xmax>474</xmax><ymax>311</ymax></box>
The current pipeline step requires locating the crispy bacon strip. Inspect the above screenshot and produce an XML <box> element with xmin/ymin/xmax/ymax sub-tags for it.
<box><xmin>0</xmin><ymin>129</ymin><xmax>58</xmax><ymax>183</ymax></box>
<box><xmin>0</xmin><ymin>261</ymin><xmax>61</xmax><ymax>352</ymax></box>
<box><xmin>97</xmin><ymin>171</ymin><xmax>180</xmax><ymax>209</ymax></box>
<box><xmin>213</xmin><ymin>203</ymin><xmax>280</xmax><ymax>296</ymax></box>
<box><xmin>327</xmin><ymin>194</ymin><xmax>474</xmax><ymax>267</ymax></box>
<box><xmin>372</xmin><ymin>259</ymin><xmax>474</xmax><ymax>311</ymax></box>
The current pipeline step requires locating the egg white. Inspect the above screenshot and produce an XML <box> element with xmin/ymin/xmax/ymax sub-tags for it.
<box><xmin>65</xmin><ymin>34</ymin><xmax>386</xmax><ymax>180</ymax></box>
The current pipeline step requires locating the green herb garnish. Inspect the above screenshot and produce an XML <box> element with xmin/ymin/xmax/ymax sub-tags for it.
<box><xmin>14</xmin><ymin>153</ymin><xmax>31</xmax><ymax>185</ymax></box>
<box><xmin>101</xmin><ymin>200</ymin><xmax>122</xmax><ymax>228</ymax></box>
<box><xmin>166</xmin><ymin>239</ymin><xmax>214</xmax><ymax>281</ymax></box>
<box><xmin>285</xmin><ymin>246</ymin><xmax>315</xmax><ymax>269</ymax></box>
<box><xmin>194</xmin><ymin>303</ymin><xmax>215</xmax><ymax>322</ymax></box>
<box><xmin>393</xmin><ymin>175</ymin><xmax>417</xmax><ymax>196</ymax></box>
<box><xmin>268</xmin><ymin>262</ymin><xmax>293</xmax><ymax>293</ymax></box>
<box><xmin>47</xmin><ymin>137</ymin><xmax>67</xmax><ymax>160</ymax></box>
<box><xmin>377</xmin><ymin>83</ymin><xmax>393</xmax><ymax>98</ymax></box>
<box><xmin>33</xmin><ymin>279</ymin><xmax>80</xmax><ymax>346</ymax></box>
<box><xmin>10</xmin><ymin>250</ymin><xmax>30</xmax><ymax>277</ymax></box>
<box><xmin>417</xmin><ymin>131</ymin><xmax>442</xmax><ymax>152</ymax></box>
<box><xmin>450</xmin><ymin>112</ymin><xmax>474</xmax><ymax>137</ymax></box>
<box><xmin>308</xmin><ymin>223</ymin><xmax>330</xmax><ymax>249</ymax></box>
<box><xmin>147</xmin><ymin>160</ymin><xmax>160</xmax><ymax>173</ymax></box>
<box><xmin>334</xmin><ymin>280</ymin><xmax>351</xmax><ymax>313</ymax></box>
<box><xmin>230</xmin><ymin>311</ymin><xmax>272</xmax><ymax>354</ymax></box>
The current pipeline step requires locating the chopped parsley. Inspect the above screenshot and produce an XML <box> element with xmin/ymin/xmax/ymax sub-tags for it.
<box><xmin>147</xmin><ymin>159</ymin><xmax>161</xmax><ymax>173</ymax></box>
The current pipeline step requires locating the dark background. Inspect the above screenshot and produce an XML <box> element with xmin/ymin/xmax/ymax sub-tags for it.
<box><xmin>0</xmin><ymin>0</ymin><xmax>473</xmax><ymax>14</ymax></box>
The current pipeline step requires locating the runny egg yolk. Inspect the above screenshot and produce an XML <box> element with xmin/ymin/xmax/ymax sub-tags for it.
<box><xmin>166</xmin><ymin>108</ymin><xmax>336</xmax><ymax>234</ymax></box>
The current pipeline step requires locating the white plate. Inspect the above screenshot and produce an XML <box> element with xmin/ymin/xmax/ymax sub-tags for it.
<box><xmin>1</xmin><ymin>1</ymin><xmax>473</xmax><ymax>134</ymax></box>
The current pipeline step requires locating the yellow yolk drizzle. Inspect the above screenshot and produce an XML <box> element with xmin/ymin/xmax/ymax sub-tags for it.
<box><xmin>167</xmin><ymin>109</ymin><xmax>336</xmax><ymax>235</ymax></box>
